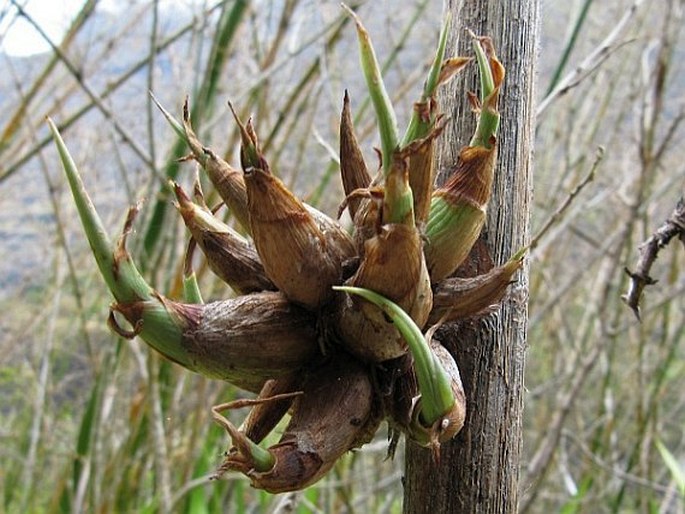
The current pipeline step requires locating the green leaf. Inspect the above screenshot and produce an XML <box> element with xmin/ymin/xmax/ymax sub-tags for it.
<box><xmin>656</xmin><ymin>439</ymin><xmax>685</xmax><ymax>496</ymax></box>
<box><xmin>401</xmin><ymin>12</ymin><xmax>451</xmax><ymax>146</ymax></box>
<box><xmin>343</xmin><ymin>4</ymin><xmax>399</xmax><ymax>175</ymax></box>
<box><xmin>333</xmin><ymin>285</ymin><xmax>454</xmax><ymax>424</ymax></box>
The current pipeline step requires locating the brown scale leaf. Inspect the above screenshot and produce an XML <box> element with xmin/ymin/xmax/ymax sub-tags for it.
<box><xmin>217</xmin><ymin>355</ymin><xmax>379</xmax><ymax>493</ymax></box>
<box><xmin>181</xmin><ymin>99</ymin><xmax>250</xmax><ymax>231</ymax></box>
<box><xmin>173</xmin><ymin>182</ymin><xmax>275</xmax><ymax>294</ymax></box>
<box><xmin>437</xmin><ymin>144</ymin><xmax>497</xmax><ymax>207</ymax></box>
<box><xmin>166</xmin><ymin>292</ymin><xmax>320</xmax><ymax>393</ymax></box>
<box><xmin>429</xmin><ymin>253</ymin><xmax>523</xmax><ymax>323</ymax></box>
<box><xmin>335</xmin><ymin>223</ymin><xmax>432</xmax><ymax>362</ymax></box>
<box><xmin>339</xmin><ymin>90</ymin><xmax>372</xmax><ymax>220</ymax></box>
<box><xmin>245</xmin><ymin>167</ymin><xmax>355</xmax><ymax>309</ymax></box>
<box><xmin>438</xmin><ymin>56</ymin><xmax>472</xmax><ymax>87</ymax></box>
<box><xmin>406</xmin><ymin>118</ymin><xmax>446</xmax><ymax>224</ymax></box>
<box><xmin>241</xmin><ymin>376</ymin><xmax>304</xmax><ymax>444</ymax></box>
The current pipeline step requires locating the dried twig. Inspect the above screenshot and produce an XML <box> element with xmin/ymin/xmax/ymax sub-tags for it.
<box><xmin>10</xmin><ymin>0</ymin><xmax>155</xmax><ymax>170</ymax></box>
<box><xmin>622</xmin><ymin>195</ymin><xmax>685</xmax><ymax>320</ymax></box>
<box><xmin>529</xmin><ymin>147</ymin><xmax>603</xmax><ymax>255</ymax></box>
<box><xmin>536</xmin><ymin>0</ymin><xmax>644</xmax><ymax>117</ymax></box>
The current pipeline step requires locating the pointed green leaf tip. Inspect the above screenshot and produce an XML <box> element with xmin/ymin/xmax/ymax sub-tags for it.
<box><xmin>150</xmin><ymin>92</ymin><xmax>187</xmax><ymax>142</ymax></box>
<box><xmin>333</xmin><ymin>286</ymin><xmax>455</xmax><ymax>425</ymax></box>
<box><xmin>470</xmin><ymin>35</ymin><xmax>503</xmax><ymax>149</ymax></box>
<box><xmin>423</xmin><ymin>12</ymin><xmax>452</xmax><ymax>103</ymax></box>
<box><xmin>473</xmin><ymin>36</ymin><xmax>495</xmax><ymax>103</ymax></box>
<box><xmin>401</xmin><ymin>12</ymin><xmax>452</xmax><ymax>146</ymax></box>
<box><xmin>342</xmin><ymin>3</ymin><xmax>398</xmax><ymax>175</ymax></box>
<box><xmin>47</xmin><ymin>118</ymin><xmax>152</xmax><ymax>303</ymax></box>
<box><xmin>49</xmin><ymin>118</ymin><xmax>192</xmax><ymax>368</ymax></box>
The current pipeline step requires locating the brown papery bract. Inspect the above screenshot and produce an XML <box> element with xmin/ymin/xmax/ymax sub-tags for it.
<box><xmin>339</xmin><ymin>90</ymin><xmax>372</xmax><ymax>220</ymax></box>
<box><xmin>335</xmin><ymin>223</ymin><xmax>432</xmax><ymax>362</ymax></box>
<box><xmin>429</xmin><ymin>254</ymin><xmax>523</xmax><ymax>323</ymax></box>
<box><xmin>439</xmin><ymin>145</ymin><xmax>496</xmax><ymax>206</ymax></box>
<box><xmin>168</xmin><ymin>292</ymin><xmax>320</xmax><ymax>393</ymax></box>
<box><xmin>173</xmin><ymin>182</ymin><xmax>275</xmax><ymax>294</ymax></box>
<box><xmin>217</xmin><ymin>354</ymin><xmax>380</xmax><ymax>493</ymax></box>
<box><xmin>245</xmin><ymin>166</ymin><xmax>355</xmax><ymax>310</ymax></box>
<box><xmin>241</xmin><ymin>376</ymin><xmax>304</xmax><ymax>444</ymax></box>
<box><xmin>181</xmin><ymin>99</ymin><xmax>250</xmax><ymax>231</ymax></box>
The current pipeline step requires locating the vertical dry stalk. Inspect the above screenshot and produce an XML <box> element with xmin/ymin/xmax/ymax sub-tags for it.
<box><xmin>403</xmin><ymin>1</ymin><xmax>538</xmax><ymax>512</ymax></box>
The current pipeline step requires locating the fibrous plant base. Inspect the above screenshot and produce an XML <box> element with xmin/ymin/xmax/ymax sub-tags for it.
<box><xmin>51</xmin><ymin>8</ymin><xmax>522</xmax><ymax>493</ymax></box>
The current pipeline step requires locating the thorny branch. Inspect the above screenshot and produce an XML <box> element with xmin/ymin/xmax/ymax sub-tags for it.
<box><xmin>622</xmin><ymin>195</ymin><xmax>685</xmax><ymax>320</ymax></box>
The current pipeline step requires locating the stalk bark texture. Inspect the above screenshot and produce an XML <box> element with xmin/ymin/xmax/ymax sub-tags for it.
<box><xmin>403</xmin><ymin>1</ymin><xmax>538</xmax><ymax>512</ymax></box>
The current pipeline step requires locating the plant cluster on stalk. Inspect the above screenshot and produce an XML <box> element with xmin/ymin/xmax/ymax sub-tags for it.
<box><xmin>51</xmin><ymin>6</ymin><xmax>522</xmax><ymax>493</ymax></box>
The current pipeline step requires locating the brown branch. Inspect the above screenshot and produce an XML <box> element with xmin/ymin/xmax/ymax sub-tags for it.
<box><xmin>622</xmin><ymin>195</ymin><xmax>685</xmax><ymax>320</ymax></box>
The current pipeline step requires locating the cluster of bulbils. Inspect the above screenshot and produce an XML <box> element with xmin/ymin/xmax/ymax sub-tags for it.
<box><xmin>51</xmin><ymin>8</ymin><xmax>523</xmax><ymax>493</ymax></box>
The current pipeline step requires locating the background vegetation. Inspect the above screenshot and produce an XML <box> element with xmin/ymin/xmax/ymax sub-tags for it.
<box><xmin>1</xmin><ymin>0</ymin><xmax>683</xmax><ymax>512</ymax></box>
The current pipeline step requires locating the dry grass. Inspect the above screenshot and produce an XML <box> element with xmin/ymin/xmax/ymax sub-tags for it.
<box><xmin>1</xmin><ymin>0</ymin><xmax>683</xmax><ymax>512</ymax></box>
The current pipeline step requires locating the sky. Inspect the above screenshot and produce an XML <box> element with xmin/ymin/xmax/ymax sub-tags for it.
<box><xmin>0</xmin><ymin>0</ymin><xmax>195</xmax><ymax>57</ymax></box>
<box><xmin>2</xmin><ymin>0</ymin><xmax>90</xmax><ymax>56</ymax></box>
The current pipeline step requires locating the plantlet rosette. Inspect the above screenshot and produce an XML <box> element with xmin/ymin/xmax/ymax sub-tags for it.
<box><xmin>51</xmin><ymin>7</ymin><xmax>522</xmax><ymax>493</ymax></box>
